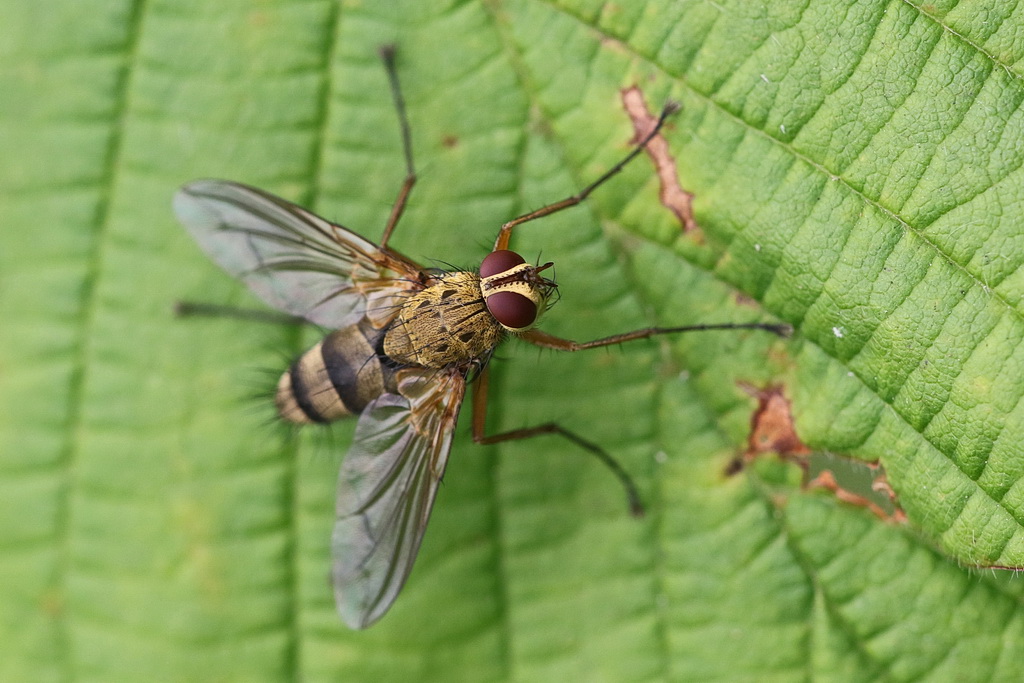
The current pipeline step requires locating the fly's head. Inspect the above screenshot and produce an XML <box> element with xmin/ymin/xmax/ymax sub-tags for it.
<box><xmin>479</xmin><ymin>250</ymin><xmax>557</xmax><ymax>332</ymax></box>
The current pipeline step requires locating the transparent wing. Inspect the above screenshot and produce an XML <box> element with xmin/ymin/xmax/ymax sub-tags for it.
<box><xmin>173</xmin><ymin>179</ymin><xmax>425</xmax><ymax>329</ymax></box>
<box><xmin>332</xmin><ymin>367</ymin><xmax>468</xmax><ymax>629</ymax></box>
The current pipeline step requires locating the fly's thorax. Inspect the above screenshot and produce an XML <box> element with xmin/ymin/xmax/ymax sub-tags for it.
<box><xmin>383</xmin><ymin>270</ymin><xmax>504</xmax><ymax>368</ymax></box>
<box><xmin>276</xmin><ymin>322</ymin><xmax>396</xmax><ymax>424</ymax></box>
<box><xmin>479</xmin><ymin>250</ymin><xmax>556</xmax><ymax>332</ymax></box>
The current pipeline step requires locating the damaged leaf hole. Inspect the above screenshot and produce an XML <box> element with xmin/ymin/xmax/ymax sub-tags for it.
<box><xmin>729</xmin><ymin>384</ymin><xmax>901</xmax><ymax>521</ymax></box>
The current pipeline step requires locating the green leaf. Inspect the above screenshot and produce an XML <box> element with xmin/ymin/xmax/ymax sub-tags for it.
<box><xmin>3</xmin><ymin>0</ymin><xmax>1024</xmax><ymax>680</ymax></box>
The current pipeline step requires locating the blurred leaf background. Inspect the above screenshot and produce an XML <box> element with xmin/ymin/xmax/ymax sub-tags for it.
<box><xmin>3</xmin><ymin>0</ymin><xmax>1024</xmax><ymax>680</ymax></box>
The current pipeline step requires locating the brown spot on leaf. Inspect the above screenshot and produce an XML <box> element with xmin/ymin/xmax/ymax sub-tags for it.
<box><xmin>40</xmin><ymin>588</ymin><xmax>63</xmax><ymax>617</ymax></box>
<box><xmin>620</xmin><ymin>86</ymin><xmax>700</xmax><ymax>237</ymax></box>
<box><xmin>442</xmin><ymin>134</ymin><xmax>459</xmax><ymax>148</ymax></box>
<box><xmin>744</xmin><ymin>384</ymin><xmax>810</xmax><ymax>457</ymax></box>
<box><xmin>734</xmin><ymin>292</ymin><xmax>759</xmax><ymax>308</ymax></box>
<box><xmin>723</xmin><ymin>457</ymin><xmax>745</xmax><ymax>477</ymax></box>
<box><xmin>726</xmin><ymin>384</ymin><xmax>809</xmax><ymax>475</ymax></box>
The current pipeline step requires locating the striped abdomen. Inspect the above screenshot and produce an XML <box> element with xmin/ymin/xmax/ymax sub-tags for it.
<box><xmin>276</xmin><ymin>323</ymin><xmax>397</xmax><ymax>424</ymax></box>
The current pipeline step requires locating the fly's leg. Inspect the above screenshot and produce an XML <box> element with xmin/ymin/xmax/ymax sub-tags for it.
<box><xmin>469</xmin><ymin>322</ymin><xmax>792</xmax><ymax>515</ymax></box>
<box><xmin>470</xmin><ymin>366</ymin><xmax>645</xmax><ymax>517</ymax></box>
<box><xmin>378</xmin><ymin>45</ymin><xmax>417</xmax><ymax>249</ymax></box>
<box><xmin>520</xmin><ymin>322</ymin><xmax>793</xmax><ymax>351</ymax></box>
<box><xmin>493</xmin><ymin>101</ymin><xmax>681</xmax><ymax>252</ymax></box>
<box><xmin>174</xmin><ymin>301</ymin><xmax>304</xmax><ymax>325</ymax></box>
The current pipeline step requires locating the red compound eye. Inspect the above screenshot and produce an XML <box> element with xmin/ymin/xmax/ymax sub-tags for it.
<box><xmin>480</xmin><ymin>249</ymin><xmax>525</xmax><ymax>278</ymax></box>
<box><xmin>486</xmin><ymin>291</ymin><xmax>537</xmax><ymax>329</ymax></box>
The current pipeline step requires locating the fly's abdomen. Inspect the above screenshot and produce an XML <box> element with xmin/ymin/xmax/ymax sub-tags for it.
<box><xmin>276</xmin><ymin>324</ymin><xmax>394</xmax><ymax>423</ymax></box>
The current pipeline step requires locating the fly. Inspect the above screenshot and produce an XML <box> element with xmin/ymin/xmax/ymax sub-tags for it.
<box><xmin>173</xmin><ymin>45</ymin><xmax>790</xmax><ymax>629</ymax></box>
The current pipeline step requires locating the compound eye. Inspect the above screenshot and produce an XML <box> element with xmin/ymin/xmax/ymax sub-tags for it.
<box><xmin>486</xmin><ymin>291</ymin><xmax>537</xmax><ymax>329</ymax></box>
<box><xmin>480</xmin><ymin>249</ymin><xmax>526</xmax><ymax>278</ymax></box>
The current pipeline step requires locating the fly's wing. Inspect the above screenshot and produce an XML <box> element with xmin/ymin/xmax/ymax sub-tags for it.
<box><xmin>332</xmin><ymin>367</ymin><xmax>468</xmax><ymax>629</ymax></box>
<box><xmin>173</xmin><ymin>179</ymin><xmax>426</xmax><ymax>329</ymax></box>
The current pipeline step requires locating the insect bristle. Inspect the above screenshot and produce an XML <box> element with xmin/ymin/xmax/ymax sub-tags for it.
<box><xmin>424</xmin><ymin>258</ymin><xmax>471</xmax><ymax>274</ymax></box>
<box><xmin>249</xmin><ymin>360</ymin><xmax>359</xmax><ymax>464</ymax></box>
<box><xmin>364</xmin><ymin>290</ymin><xmax>415</xmax><ymax>318</ymax></box>
<box><xmin>238</xmin><ymin>365</ymin><xmax>290</xmax><ymax>424</ymax></box>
